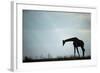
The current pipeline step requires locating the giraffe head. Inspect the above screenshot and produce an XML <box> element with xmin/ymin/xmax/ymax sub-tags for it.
<box><xmin>63</xmin><ymin>40</ymin><xmax>65</xmax><ymax>46</ymax></box>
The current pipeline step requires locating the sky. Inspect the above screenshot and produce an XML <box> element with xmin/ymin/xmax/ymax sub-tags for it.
<box><xmin>23</xmin><ymin>10</ymin><xmax>91</xmax><ymax>59</ymax></box>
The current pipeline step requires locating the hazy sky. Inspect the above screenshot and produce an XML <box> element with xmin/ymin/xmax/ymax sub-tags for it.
<box><xmin>23</xmin><ymin>10</ymin><xmax>91</xmax><ymax>59</ymax></box>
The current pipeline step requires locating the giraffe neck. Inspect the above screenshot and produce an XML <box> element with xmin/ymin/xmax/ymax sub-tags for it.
<box><xmin>64</xmin><ymin>37</ymin><xmax>79</xmax><ymax>42</ymax></box>
<box><xmin>63</xmin><ymin>37</ymin><xmax>79</xmax><ymax>46</ymax></box>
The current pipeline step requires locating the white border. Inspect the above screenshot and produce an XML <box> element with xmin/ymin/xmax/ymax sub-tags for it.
<box><xmin>11</xmin><ymin>1</ymin><xmax>97</xmax><ymax>72</ymax></box>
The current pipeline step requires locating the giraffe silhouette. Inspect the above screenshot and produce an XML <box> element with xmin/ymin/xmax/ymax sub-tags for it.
<box><xmin>63</xmin><ymin>37</ymin><xmax>85</xmax><ymax>57</ymax></box>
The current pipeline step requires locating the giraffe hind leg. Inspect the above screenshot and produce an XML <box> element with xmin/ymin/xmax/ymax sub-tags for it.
<box><xmin>81</xmin><ymin>46</ymin><xmax>85</xmax><ymax>57</ymax></box>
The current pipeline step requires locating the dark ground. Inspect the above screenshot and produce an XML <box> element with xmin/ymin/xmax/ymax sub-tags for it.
<box><xmin>23</xmin><ymin>56</ymin><xmax>91</xmax><ymax>63</ymax></box>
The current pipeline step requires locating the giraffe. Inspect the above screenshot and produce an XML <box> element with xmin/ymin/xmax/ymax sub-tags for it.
<box><xmin>62</xmin><ymin>37</ymin><xmax>85</xmax><ymax>57</ymax></box>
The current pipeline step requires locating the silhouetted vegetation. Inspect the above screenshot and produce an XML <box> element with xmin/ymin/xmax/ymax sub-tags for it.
<box><xmin>23</xmin><ymin>56</ymin><xmax>91</xmax><ymax>63</ymax></box>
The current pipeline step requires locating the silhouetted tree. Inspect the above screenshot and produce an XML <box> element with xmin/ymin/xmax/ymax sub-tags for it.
<box><xmin>48</xmin><ymin>54</ymin><xmax>52</xmax><ymax>58</ymax></box>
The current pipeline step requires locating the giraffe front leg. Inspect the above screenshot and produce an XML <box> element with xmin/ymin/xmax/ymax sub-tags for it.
<box><xmin>76</xmin><ymin>48</ymin><xmax>80</xmax><ymax>57</ymax></box>
<box><xmin>74</xmin><ymin>47</ymin><xmax>76</xmax><ymax>57</ymax></box>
